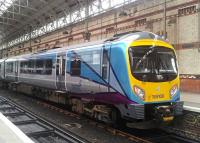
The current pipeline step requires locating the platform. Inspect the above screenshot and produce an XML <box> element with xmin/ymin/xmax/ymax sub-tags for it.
<box><xmin>0</xmin><ymin>113</ymin><xmax>34</xmax><ymax>143</ymax></box>
<box><xmin>181</xmin><ymin>92</ymin><xmax>200</xmax><ymax>113</ymax></box>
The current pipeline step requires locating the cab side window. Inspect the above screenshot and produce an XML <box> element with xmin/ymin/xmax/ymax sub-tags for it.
<box><xmin>71</xmin><ymin>59</ymin><xmax>81</xmax><ymax>76</ymax></box>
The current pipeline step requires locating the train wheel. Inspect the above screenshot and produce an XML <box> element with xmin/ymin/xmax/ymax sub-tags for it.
<box><xmin>110</xmin><ymin>108</ymin><xmax>125</xmax><ymax>128</ymax></box>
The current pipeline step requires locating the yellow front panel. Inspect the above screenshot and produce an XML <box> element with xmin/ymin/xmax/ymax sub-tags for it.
<box><xmin>131</xmin><ymin>78</ymin><xmax>179</xmax><ymax>102</ymax></box>
<box><xmin>127</xmin><ymin>39</ymin><xmax>180</xmax><ymax>103</ymax></box>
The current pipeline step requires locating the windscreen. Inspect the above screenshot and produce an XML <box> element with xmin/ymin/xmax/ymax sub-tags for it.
<box><xmin>129</xmin><ymin>46</ymin><xmax>178</xmax><ymax>82</ymax></box>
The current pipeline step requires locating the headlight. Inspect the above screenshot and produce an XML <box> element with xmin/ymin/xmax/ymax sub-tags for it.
<box><xmin>170</xmin><ymin>85</ymin><xmax>178</xmax><ymax>98</ymax></box>
<box><xmin>134</xmin><ymin>86</ymin><xmax>145</xmax><ymax>101</ymax></box>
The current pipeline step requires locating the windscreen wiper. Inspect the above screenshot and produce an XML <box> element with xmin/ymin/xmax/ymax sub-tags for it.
<box><xmin>135</xmin><ymin>47</ymin><xmax>155</xmax><ymax>70</ymax></box>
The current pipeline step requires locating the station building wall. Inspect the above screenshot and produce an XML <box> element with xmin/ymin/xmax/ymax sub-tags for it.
<box><xmin>2</xmin><ymin>0</ymin><xmax>200</xmax><ymax>93</ymax></box>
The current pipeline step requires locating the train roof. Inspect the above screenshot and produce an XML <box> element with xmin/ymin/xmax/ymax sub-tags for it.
<box><xmin>0</xmin><ymin>59</ymin><xmax>5</xmax><ymax>62</ymax></box>
<box><xmin>118</xmin><ymin>31</ymin><xmax>166</xmax><ymax>43</ymax></box>
<box><xmin>105</xmin><ymin>31</ymin><xmax>166</xmax><ymax>42</ymax></box>
<box><xmin>3</xmin><ymin>39</ymin><xmax>106</xmax><ymax>61</ymax></box>
<box><xmin>2</xmin><ymin>31</ymin><xmax>167</xmax><ymax>60</ymax></box>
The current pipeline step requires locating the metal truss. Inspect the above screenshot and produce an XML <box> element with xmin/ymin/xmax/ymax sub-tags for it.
<box><xmin>0</xmin><ymin>0</ymin><xmax>138</xmax><ymax>50</ymax></box>
<box><xmin>0</xmin><ymin>0</ymin><xmax>38</xmax><ymax>44</ymax></box>
<box><xmin>0</xmin><ymin>0</ymin><xmax>36</xmax><ymax>18</ymax></box>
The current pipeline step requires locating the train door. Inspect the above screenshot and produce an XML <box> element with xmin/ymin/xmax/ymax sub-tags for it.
<box><xmin>0</xmin><ymin>60</ymin><xmax>5</xmax><ymax>79</ymax></box>
<box><xmin>101</xmin><ymin>44</ymin><xmax>111</xmax><ymax>92</ymax></box>
<box><xmin>0</xmin><ymin>62</ymin><xmax>2</xmax><ymax>79</ymax></box>
<box><xmin>56</xmin><ymin>54</ymin><xmax>66</xmax><ymax>91</ymax></box>
<box><xmin>3</xmin><ymin>60</ymin><xmax>5</xmax><ymax>79</ymax></box>
<box><xmin>15</xmin><ymin>61</ymin><xmax>19</xmax><ymax>82</ymax></box>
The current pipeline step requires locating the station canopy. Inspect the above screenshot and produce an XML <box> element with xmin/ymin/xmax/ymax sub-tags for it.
<box><xmin>0</xmin><ymin>0</ymin><xmax>14</xmax><ymax>15</ymax></box>
<box><xmin>0</xmin><ymin>0</ymin><xmax>138</xmax><ymax>49</ymax></box>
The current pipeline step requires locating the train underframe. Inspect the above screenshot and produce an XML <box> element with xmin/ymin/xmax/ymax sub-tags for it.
<box><xmin>0</xmin><ymin>81</ymin><xmax>183</xmax><ymax>128</ymax></box>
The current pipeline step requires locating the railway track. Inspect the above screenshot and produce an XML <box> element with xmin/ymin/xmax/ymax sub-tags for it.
<box><xmin>160</xmin><ymin>110</ymin><xmax>200</xmax><ymax>143</ymax></box>
<box><xmin>36</xmin><ymin>101</ymin><xmax>152</xmax><ymax>143</ymax></box>
<box><xmin>161</xmin><ymin>126</ymin><xmax>200</xmax><ymax>143</ymax></box>
<box><xmin>0</xmin><ymin>91</ymin><xmax>198</xmax><ymax>143</ymax></box>
<box><xmin>0</xmin><ymin>96</ymin><xmax>89</xmax><ymax>143</ymax></box>
<box><xmin>36</xmin><ymin>100</ymin><xmax>198</xmax><ymax>143</ymax></box>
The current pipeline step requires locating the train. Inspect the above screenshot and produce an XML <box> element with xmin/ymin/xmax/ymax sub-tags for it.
<box><xmin>0</xmin><ymin>31</ymin><xmax>183</xmax><ymax>126</ymax></box>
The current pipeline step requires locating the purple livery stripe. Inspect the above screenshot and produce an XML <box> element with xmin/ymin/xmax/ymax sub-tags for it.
<box><xmin>70</xmin><ymin>92</ymin><xmax>137</xmax><ymax>105</ymax></box>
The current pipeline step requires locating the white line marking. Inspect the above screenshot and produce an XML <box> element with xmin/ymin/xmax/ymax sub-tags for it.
<box><xmin>0</xmin><ymin>113</ymin><xmax>34</xmax><ymax>143</ymax></box>
<box><xmin>184</xmin><ymin>105</ymin><xmax>200</xmax><ymax>113</ymax></box>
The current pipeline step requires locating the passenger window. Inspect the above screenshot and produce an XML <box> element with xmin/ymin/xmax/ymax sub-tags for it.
<box><xmin>6</xmin><ymin>62</ymin><xmax>14</xmax><ymax>73</ymax></box>
<box><xmin>36</xmin><ymin>60</ymin><xmax>43</xmax><ymax>74</ymax></box>
<box><xmin>36</xmin><ymin>60</ymin><xmax>43</xmax><ymax>68</ymax></box>
<box><xmin>20</xmin><ymin>61</ymin><xmax>29</xmax><ymax>74</ymax></box>
<box><xmin>71</xmin><ymin>59</ymin><xmax>81</xmax><ymax>76</ymax></box>
<box><xmin>79</xmin><ymin>47</ymin><xmax>101</xmax><ymax>74</ymax></box>
<box><xmin>102</xmin><ymin>49</ymin><xmax>108</xmax><ymax>79</ymax></box>
<box><xmin>46</xmin><ymin>59</ymin><xmax>52</xmax><ymax>68</ymax></box>
<box><xmin>20</xmin><ymin>58</ymin><xmax>53</xmax><ymax>75</ymax></box>
<box><xmin>28</xmin><ymin>60</ymin><xmax>35</xmax><ymax>73</ymax></box>
<box><xmin>62</xmin><ymin>58</ymin><xmax>66</xmax><ymax>75</ymax></box>
<box><xmin>45</xmin><ymin>59</ymin><xmax>53</xmax><ymax>75</ymax></box>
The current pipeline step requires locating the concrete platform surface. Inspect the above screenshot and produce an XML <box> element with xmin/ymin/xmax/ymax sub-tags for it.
<box><xmin>181</xmin><ymin>92</ymin><xmax>200</xmax><ymax>113</ymax></box>
<box><xmin>0</xmin><ymin>113</ymin><xmax>34</xmax><ymax>143</ymax></box>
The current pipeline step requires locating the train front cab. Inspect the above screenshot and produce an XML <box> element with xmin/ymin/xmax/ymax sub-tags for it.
<box><xmin>125</xmin><ymin>39</ymin><xmax>183</xmax><ymax>123</ymax></box>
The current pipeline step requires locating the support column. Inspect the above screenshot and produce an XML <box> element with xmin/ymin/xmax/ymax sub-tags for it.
<box><xmin>198</xmin><ymin>0</ymin><xmax>200</xmax><ymax>50</ymax></box>
<box><xmin>163</xmin><ymin>0</ymin><xmax>167</xmax><ymax>39</ymax></box>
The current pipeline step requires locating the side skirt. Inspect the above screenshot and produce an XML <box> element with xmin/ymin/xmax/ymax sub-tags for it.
<box><xmin>5</xmin><ymin>82</ymin><xmax>123</xmax><ymax>125</ymax></box>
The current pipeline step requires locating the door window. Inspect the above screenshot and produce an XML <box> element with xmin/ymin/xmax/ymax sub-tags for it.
<box><xmin>57</xmin><ymin>56</ymin><xmax>66</xmax><ymax>76</ymax></box>
<box><xmin>62</xmin><ymin>58</ymin><xmax>66</xmax><ymax>75</ymax></box>
<box><xmin>56</xmin><ymin>58</ymin><xmax>60</xmax><ymax>76</ymax></box>
<box><xmin>102</xmin><ymin>49</ymin><xmax>108</xmax><ymax>79</ymax></box>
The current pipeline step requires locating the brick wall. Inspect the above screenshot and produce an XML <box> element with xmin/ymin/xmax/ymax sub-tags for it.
<box><xmin>1</xmin><ymin>0</ymin><xmax>200</xmax><ymax>94</ymax></box>
<box><xmin>180</xmin><ymin>79</ymin><xmax>200</xmax><ymax>93</ymax></box>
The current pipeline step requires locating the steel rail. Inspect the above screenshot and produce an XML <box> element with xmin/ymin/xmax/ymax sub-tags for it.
<box><xmin>0</xmin><ymin>96</ymin><xmax>89</xmax><ymax>143</ymax></box>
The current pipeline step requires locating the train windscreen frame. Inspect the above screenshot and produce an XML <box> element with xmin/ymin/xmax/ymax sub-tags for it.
<box><xmin>129</xmin><ymin>46</ymin><xmax>178</xmax><ymax>82</ymax></box>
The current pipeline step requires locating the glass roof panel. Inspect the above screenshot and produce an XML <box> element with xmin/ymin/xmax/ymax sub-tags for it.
<box><xmin>0</xmin><ymin>0</ymin><xmax>16</xmax><ymax>16</ymax></box>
